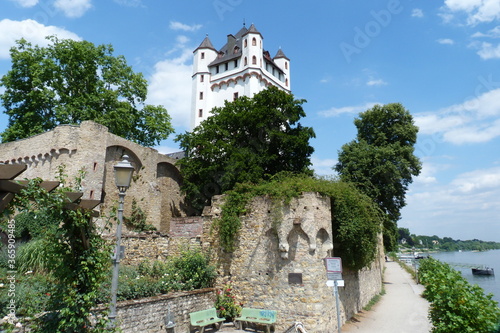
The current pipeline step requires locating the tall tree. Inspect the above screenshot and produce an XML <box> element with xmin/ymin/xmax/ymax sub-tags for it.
<box><xmin>175</xmin><ymin>86</ymin><xmax>316</xmax><ymax>212</ymax></box>
<box><xmin>335</xmin><ymin>103</ymin><xmax>421</xmax><ymax>250</ymax></box>
<box><xmin>0</xmin><ymin>36</ymin><xmax>173</xmax><ymax>146</ymax></box>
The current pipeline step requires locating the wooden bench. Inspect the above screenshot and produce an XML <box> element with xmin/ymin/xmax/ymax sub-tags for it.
<box><xmin>235</xmin><ymin>308</ymin><xmax>277</xmax><ymax>333</ymax></box>
<box><xmin>189</xmin><ymin>308</ymin><xmax>225</xmax><ymax>333</ymax></box>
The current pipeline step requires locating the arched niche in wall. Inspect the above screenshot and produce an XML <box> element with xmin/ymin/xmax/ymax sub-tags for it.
<box><xmin>286</xmin><ymin>225</ymin><xmax>310</xmax><ymax>261</ymax></box>
<box><xmin>102</xmin><ymin>145</ymin><xmax>143</xmax><ymax>203</ymax></box>
<box><xmin>157</xmin><ymin>162</ymin><xmax>182</xmax><ymax>186</ymax></box>
<box><xmin>316</xmin><ymin>228</ymin><xmax>334</xmax><ymax>258</ymax></box>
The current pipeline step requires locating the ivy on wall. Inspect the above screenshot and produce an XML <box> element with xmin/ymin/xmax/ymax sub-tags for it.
<box><xmin>213</xmin><ymin>173</ymin><xmax>383</xmax><ymax>270</ymax></box>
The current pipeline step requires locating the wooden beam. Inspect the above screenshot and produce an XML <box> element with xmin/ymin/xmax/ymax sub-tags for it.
<box><xmin>0</xmin><ymin>180</ymin><xmax>26</xmax><ymax>193</ymax></box>
<box><xmin>78</xmin><ymin>199</ymin><xmax>101</xmax><ymax>210</ymax></box>
<box><xmin>64</xmin><ymin>192</ymin><xmax>83</xmax><ymax>203</ymax></box>
<box><xmin>0</xmin><ymin>192</ymin><xmax>15</xmax><ymax>212</ymax></box>
<box><xmin>17</xmin><ymin>180</ymin><xmax>60</xmax><ymax>192</ymax></box>
<box><xmin>0</xmin><ymin>164</ymin><xmax>27</xmax><ymax>180</ymax></box>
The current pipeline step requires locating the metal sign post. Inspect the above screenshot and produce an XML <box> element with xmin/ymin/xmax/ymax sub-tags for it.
<box><xmin>325</xmin><ymin>257</ymin><xmax>343</xmax><ymax>333</ymax></box>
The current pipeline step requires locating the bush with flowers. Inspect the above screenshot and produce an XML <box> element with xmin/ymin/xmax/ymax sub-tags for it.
<box><xmin>215</xmin><ymin>283</ymin><xmax>242</xmax><ymax>321</ymax></box>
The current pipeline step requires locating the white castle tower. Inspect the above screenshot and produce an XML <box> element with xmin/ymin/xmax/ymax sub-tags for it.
<box><xmin>191</xmin><ymin>24</ymin><xmax>290</xmax><ymax>128</ymax></box>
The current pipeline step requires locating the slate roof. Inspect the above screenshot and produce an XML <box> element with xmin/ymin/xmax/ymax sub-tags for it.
<box><xmin>194</xmin><ymin>35</ymin><xmax>216</xmax><ymax>52</ymax></box>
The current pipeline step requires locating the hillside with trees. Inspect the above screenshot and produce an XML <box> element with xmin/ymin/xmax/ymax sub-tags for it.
<box><xmin>398</xmin><ymin>227</ymin><xmax>500</xmax><ymax>251</ymax></box>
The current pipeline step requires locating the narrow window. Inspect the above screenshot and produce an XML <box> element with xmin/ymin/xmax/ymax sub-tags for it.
<box><xmin>198</xmin><ymin>109</ymin><xmax>203</xmax><ymax>117</ymax></box>
<box><xmin>225</xmin><ymin>63</ymin><xmax>229</xmax><ymax>71</ymax></box>
<box><xmin>286</xmin><ymin>79</ymin><xmax>289</xmax><ymax>87</ymax></box>
<box><xmin>234</xmin><ymin>59</ymin><xmax>238</xmax><ymax>67</ymax></box>
<box><xmin>252</xmin><ymin>37</ymin><xmax>256</xmax><ymax>46</ymax></box>
<box><xmin>199</xmin><ymin>92</ymin><xmax>203</xmax><ymax>100</ymax></box>
<box><xmin>244</xmin><ymin>57</ymin><xmax>248</xmax><ymax>66</ymax></box>
<box><xmin>200</xmin><ymin>74</ymin><xmax>204</xmax><ymax>82</ymax></box>
<box><xmin>201</xmin><ymin>52</ymin><xmax>205</xmax><ymax>59</ymax></box>
<box><xmin>216</xmin><ymin>65</ymin><xmax>220</xmax><ymax>74</ymax></box>
<box><xmin>233</xmin><ymin>92</ymin><xmax>239</xmax><ymax>100</ymax></box>
<box><xmin>93</xmin><ymin>162</ymin><xmax>98</xmax><ymax>171</ymax></box>
<box><xmin>285</xmin><ymin>62</ymin><xmax>288</xmax><ymax>70</ymax></box>
<box><xmin>252</xmin><ymin>56</ymin><xmax>257</xmax><ymax>65</ymax></box>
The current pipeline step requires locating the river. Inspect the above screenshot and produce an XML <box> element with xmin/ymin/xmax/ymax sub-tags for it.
<box><xmin>426</xmin><ymin>249</ymin><xmax>500</xmax><ymax>304</ymax></box>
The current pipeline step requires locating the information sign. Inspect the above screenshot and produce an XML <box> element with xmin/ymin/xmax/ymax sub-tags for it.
<box><xmin>325</xmin><ymin>257</ymin><xmax>342</xmax><ymax>273</ymax></box>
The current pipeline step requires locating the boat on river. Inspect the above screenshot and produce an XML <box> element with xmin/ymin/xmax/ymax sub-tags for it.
<box><xmin>472</xmin><ymin>267</ymin><xmax>494</xmax><ymax>276</ymax></box>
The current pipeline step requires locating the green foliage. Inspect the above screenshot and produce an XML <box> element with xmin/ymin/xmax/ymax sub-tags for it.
<box><xmin>0</xmin><ymin>36</ymin><xmax>173</xmax><ymax>146</ymax></box>
<box><xmin>215</xmin><ymin>283</ymin><xmax>242</xmax><ymax>320</ymax></box>
<box><xmin>215</xmin><ymin>174</ymin><xmax>382</xmax><ymax>269</ymax></box>
<box><xmin>419</xmin><ymin>257</ymin><xmax>500</xmax><ymax>333</ymax></box>
<box><xmin>175</xmin><ymin>86</ymin><xmax>315</xmax><ymax>212</ymax></box>
<box><xmin>335</xmin><ymin>103</ymin><xmax>421</xmax><ymax>251</ymax></box>
<box><xmin>108</xmin><ymin>249</ymin><xmax>216</xmax><ymax>301</ymax></box>
<box><xmin>15</xmin><ymin>239</ymin><xmax>49</xmax><ymax>273</ymax></box>
<box><xmin>123</xmin><ymin>198</ymin><xmax>156</xmax><ymax>232</ymax></box>
<box><xmin>5</xmin><ymin>178</ymin><xmax>114</xmax><ymax>332</ymax></box>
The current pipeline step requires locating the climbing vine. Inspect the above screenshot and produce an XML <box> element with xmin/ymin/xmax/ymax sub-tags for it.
<box><xmin>4</xmin><ymin>177</ymin><xmax>114</xmax><ymax>332</ymax></box>
<box><xmin>214</xmin><ymin>173</ymin><xmax>383</xmax><ymax>269</ymax></box>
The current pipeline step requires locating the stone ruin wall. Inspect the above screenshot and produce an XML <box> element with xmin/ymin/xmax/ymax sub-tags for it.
<box><xmin>202</xmin><ymin>192</ymin><xmax>384</xmax><ymax>333</ymax></box>
<box><xmin>0</xmin><ymin>121</ymin><xmax>192</xmax><ymax>235</ymax></box>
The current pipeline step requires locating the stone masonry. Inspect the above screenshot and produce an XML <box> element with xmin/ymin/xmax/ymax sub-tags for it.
<box><xmin>202</xmin><ymin>192</ymin><xmax>384</xmax><ymax>333</ymax></box>
<box><xmin>0</xmin><ymin>121</ymin><xmax>193</xmax><ymax>234</ymax></box>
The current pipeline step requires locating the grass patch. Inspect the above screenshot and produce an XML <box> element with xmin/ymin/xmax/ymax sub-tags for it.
<box><xmin>363</xmin><ymin>284</ymin><xmax>386</xmax><ymax>311</ymax></box>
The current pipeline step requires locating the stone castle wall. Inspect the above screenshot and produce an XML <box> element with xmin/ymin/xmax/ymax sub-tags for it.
<box><xmin>0</xmin><ymin>121</ymin><xmax>192</xmax><ymax>234</ymax></box>
<box><xmin>202</xmin><ymin>192</ymin><xmax>384</xmax><ymax>333</ymax></box>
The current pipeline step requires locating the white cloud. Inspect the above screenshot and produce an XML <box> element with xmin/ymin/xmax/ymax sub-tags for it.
<box><xmin>443</xmin><ymin>0</ymin><xmax>500</xmax><ymax>25</ymax></box>
<box><xmin>366</xmin><ymin>79</ymin><xmax>387</xmax><ymax>86</ymax></box>
<box><xmin>54</xmin><ymin>0</ymin><xmax>92</xmax><ymax>18</ymax></box>
<box><xmin>9</xmin><ymin>0</ymin><xmax>39</xmax><ymax>7</ymax></box>
<box><xmin>169</xmin><ymin>21</ymin><xmax>202</xmax><ymax>32</ymax></box>
<box><xmin>146</xmin><ymin>42</ymin><xmax>193</xmax><ymax>128</ymax></box>
<box><xmin>318</xmin><ymin>102</ymin><xmax>379</xmax><ymax>117</ymax></box>
<box><xmin>402</xmin><ymin>165</ymin><xmax>500</xmax><ymax>241</ymax></box>
<box><xmin>412</xmin><ymin>8</ymin><xmax>424</xmax><ymax>18</ymax></box>
<box><xmin>471</xmin><ymin>25</ymin><xmax>500</xmax><ymax>38</ymax></box>
<box><xmin>437</xmin><ymin>38</ymin><xmax>455</xmax><ymax>45</ymax></box>
<box><xmin>415</xmin><ymin>88</ymin><xmax>500</xmax><ymax>144</ymax></box>
<box><xmin>311</xmin><ymin>156</ymin><xmax>337</xmax><ymax>176</ymax></box>
<box><xmin>0</xmin><ymin>19</ymin><xmax>81</xmax><ymax>59</ymax></box>
<box><xmin>474</xmin><ymin>41</ymin><xmax>500</xmax><ymax>59</ymax></box>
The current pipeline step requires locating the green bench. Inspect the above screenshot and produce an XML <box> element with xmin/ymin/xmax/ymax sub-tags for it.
<box><xmin>189</xmin><ymin>308</ymin><xmax>225</xmax><ymax>333</ymax></box>
<box><xmin>235</xmin><ymin>308</ymin><xmax>277</xmax><ymax>333</ymax></box>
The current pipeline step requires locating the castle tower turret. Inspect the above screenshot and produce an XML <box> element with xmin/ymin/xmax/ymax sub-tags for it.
<box><xmin>191</xmin><ymin>35</ymin><xmax>217</xmax><ymax>129</ymax></box>
<box><xmin>190</xmin><ymin>25</ymin><xmax>291</xmax><ymax>129</ymax></box>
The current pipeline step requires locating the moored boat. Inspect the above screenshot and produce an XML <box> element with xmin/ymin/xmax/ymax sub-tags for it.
<box><xmin>472</xmin><ymin>267</ymin><xmax>494</xmax><ymax>276</ymax></box>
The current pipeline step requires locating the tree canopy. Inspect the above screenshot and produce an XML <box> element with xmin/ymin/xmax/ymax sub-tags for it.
<box><xmin>175</xmin><ymin>86</ymin><xmax>316</xmax><ymax>211</ymax></box>
<box><xmin>335</xmin><ymin>103</ymin><xmax>421</xmax><ymax>250</ymax></box>
<box><xmin>0</xmin><ymin>36</ymin><xmax>173</xmax><ymax>146</ymax></box>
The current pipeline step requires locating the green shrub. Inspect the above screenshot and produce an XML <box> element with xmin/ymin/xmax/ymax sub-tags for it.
<box><xmin>419</xmin><ymin>258</ymin><xmax>500</xmax><ymax>333</ymax></box>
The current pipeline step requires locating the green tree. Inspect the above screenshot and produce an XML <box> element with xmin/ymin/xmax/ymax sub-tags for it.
<box><xmin>335</xmin><ymin>103</ymin><xmax>421</xmax><ymax>251</ymax></box>
<box><xmin>175</xmin><ymin>86</ymin><xmax>316</xmax><ymax>211</ymax></box>
<box><xmin>1</xmin><ymin>36</ymin><xmax>173</xmax><ymax>146</ymax></box>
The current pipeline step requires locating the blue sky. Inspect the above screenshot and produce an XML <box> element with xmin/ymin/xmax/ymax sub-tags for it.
<box><xmin>1</xmin><ymin>0</ymin><xmax>500</xmax><ymax>242</ymax></box>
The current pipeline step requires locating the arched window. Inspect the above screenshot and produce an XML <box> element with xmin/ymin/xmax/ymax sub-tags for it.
<box><xmin>286</xmin><ymin>79</ymin><xmax>289</xmax><ymax>87</ymax></box>
<box><xmin>244</xmin><ymin>57</ymin><xmax>248</xmax><ymax>66</ymax></box>
<box><xmin>252</xmin><ymin>37</ymin><xmax>256</xmax><ymax>46</ymax></box>
<box><xmin>285</xmin><ymin>62</ymin><xmax>288</xmax><ymax>70</ymax></box>
<box><xmin>252</xmin><ymin>56</ymin><xmax>257</xmax><ymax>65</ymax></box>
<box><xmin>244</xmin><ymin>39</ymin><xmax>248</xmax><ymax>48</ymax></box>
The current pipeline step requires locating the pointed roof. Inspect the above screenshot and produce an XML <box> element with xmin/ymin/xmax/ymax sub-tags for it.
<box><xmin>274</xmin><ymin>48</ymin><xmax>289</xmax><ymax>61</ymax></box>
<box><xmin>194</xmin><ymin>35</ymin><xmax>216</xmax><ymax>53</ymax></box>
<box><xmin>243</xmin><ymin>23</ymin><xmax>263</xmax><ymax>38</ymax></box>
